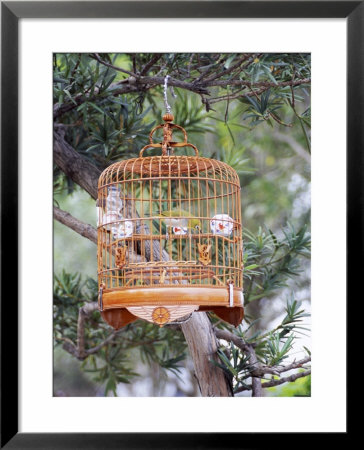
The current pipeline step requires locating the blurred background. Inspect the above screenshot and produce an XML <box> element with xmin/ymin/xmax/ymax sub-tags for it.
<box><xmin>54</xmin><ymin>53</ymin><xmax>311</xmax><ymax>397</ymax></box>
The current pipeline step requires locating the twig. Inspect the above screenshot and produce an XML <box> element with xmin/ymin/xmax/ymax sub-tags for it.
<box><xmin>208</xmin><ymin>78</ymin><xmax>310</xmax><ymax>105</ymax></box>
<box><xmin>91</xmin><ymin>53</ymin><xmax>138</xmax><ymax>77</ymax></box>
<box><xmin>203</xmin><ymin>54</ymin><xmax>250</xmax><ymax>83</ymax></box>
<box><xmin>86</xmin><ymin>331</ymin><xmax>119</xmax><ymax>355</ymax></box>
<box><xmin>235</xmin><ymin>369</ymin><xmax>311</xmax><ymax>393</ymax></box>
<box><xmin>208</xmin><ymin>77</ymin><xmax>310</xmax><ymax>89</ymax></box>
<box><xmin>274</xmin><ymin>356</ymin><xmax>311</xmax><ymax>373</ymax></box>
<box><xmin>140</xmin><ymin>53</ymin><xmax>163</xmax><ymax>76</ymax></box>
<box><xmin>77</xmin><ymin>302</ymin><xmax>100</xmax><ymax>359</ymax></box>
<box><xmin>187</xmin><ymin>53</ymin><xmax>195</xmax><ymax>78</ymax></box>
<box><xmin>60</xmin><ymin>301</ymin><xmax>120</xmax><ymax>360</ymax></box>
<box><xmin>214</xmin><ymin>328</ymin><xmax>262</xmax><ymax>396</ymax></box>
<box><xmin>214</xmin><ymin>328</ymin><xmax>253</xmax><ymax>352</ymax></box>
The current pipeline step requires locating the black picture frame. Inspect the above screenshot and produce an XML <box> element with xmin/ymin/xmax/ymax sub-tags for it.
<box><xmin>1</xmin><ymin>1</ymin><xmax>357</xmax><ymax>448</ymax></box>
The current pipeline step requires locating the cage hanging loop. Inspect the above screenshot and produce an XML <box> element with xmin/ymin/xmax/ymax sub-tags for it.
<box><xmin>163</xmin><ymin>75</ymin><xmax>176</xmax><ymax>115</ymax></box>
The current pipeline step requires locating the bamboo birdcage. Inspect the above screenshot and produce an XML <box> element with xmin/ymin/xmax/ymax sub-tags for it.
<box><xmin>97</xmin><ymin>113</ymin><xmax>244</xmax><ymax>328</ymax></box>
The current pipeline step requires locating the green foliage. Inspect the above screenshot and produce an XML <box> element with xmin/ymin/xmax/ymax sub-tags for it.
<box><xmin>54</xmin><ymin>271</ymin><xmax>187</xmax><ymax>396</ymax></box>
<box><xmin>243</xmin><ymin>223</ymin><xmax>310</xmax><ymax>303</ymax></box>
<box><xmin>165</xmin><ymin>90</ymin><xmax>215</xmax><ymax>135</ymax></box>
<box><xmin>242</xmin><ymin>90</ymin><xmax>284</xmax><ymax>127</ymax></box>
<box><xmin>213</xmin><ymin>296</ymin><xmax>310</xmax><ymax>395</ymax></box>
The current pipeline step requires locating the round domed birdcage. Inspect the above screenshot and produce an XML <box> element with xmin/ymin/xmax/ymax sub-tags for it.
<box><xmin>97</xmin><ymin>113</ymin><xmax>244</xmax><ymax>329</ymax></box>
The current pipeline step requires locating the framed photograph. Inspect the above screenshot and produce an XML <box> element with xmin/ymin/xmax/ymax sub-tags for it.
<box><xmin>1</xmin><ymin>1</ymin><xmax>357</xmax><ymax>448</ymax></box>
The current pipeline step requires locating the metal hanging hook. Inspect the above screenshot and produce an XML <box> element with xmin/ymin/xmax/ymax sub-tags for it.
<box><xmin>163</xmin><ymin>75</ymin><xmax>177</xmax><ymax>115</ymax></box>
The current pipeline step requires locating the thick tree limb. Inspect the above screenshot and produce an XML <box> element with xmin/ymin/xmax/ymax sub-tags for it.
<box><xmin>182</xmin><ymin>315</ymin><xmax>233</xmax><ymax>397</ymax></box>
<box><xmin>54</xmin><ymin>129</ymin><xmax>100</xmax><ymax>199</ymax></box>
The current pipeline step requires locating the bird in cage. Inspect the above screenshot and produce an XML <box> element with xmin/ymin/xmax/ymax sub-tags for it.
<box><xmin>158</xmin><ymin>209</ymin><xmax>201</xmax><ymax>239</ymax></box>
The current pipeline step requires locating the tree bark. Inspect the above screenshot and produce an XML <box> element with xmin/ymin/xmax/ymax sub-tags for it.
<box><xmin>54</xmin><ymin>131</ymin><xmax>233</xmax><ymax>396</ymax></box>
<box><xmin>54</xmin><ymin>205</ymin><xmax>98</xmax><ymax>244</ymax></box>
<box><xmin>54</xmin><ymin>129</ymin><xmax>100</xmax><ymax>199</ymax></box>
<box><xmin>182</xmin><ymin>314</ymin><xmax>233</xmax><ymax>396</ymax></box>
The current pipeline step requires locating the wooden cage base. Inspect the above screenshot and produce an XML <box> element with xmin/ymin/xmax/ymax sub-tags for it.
<box><xmin>101</xmin><ymin>306</ymin><xmax>244</xmax><ymax>329</ymax></box>
<box><xmin>100</xmin><ymin>286</ymin><xmax>244</xmax><ymax>328</ymax></box>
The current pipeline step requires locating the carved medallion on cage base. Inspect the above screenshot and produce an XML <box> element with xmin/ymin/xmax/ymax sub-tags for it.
<box><xmin>126</xmin><ymin>305</ymin><xmax>199</xmax><ymax>326</ymax></box>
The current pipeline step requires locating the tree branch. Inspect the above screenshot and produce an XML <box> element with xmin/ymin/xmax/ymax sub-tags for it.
<box><xmin>274</xmin><ymin>356</ymin><xmax>311</xmax><ymax>373</ymax></box>
<box><xmin>214</xmin><ymin>329</ymin><xmax>311</xmax><ymax>396</ymax></box>
<box><xmin>54</xmin><ymin>129</ymin><xmax>101</xmax><ymax>199</ymax></box>
<box><xmin>214</xmin><ymin>328</ymin><xmax>252</xmax><ymax>352</ymax></box>
<box><xmin>59</xmin><ymin>301</ymin><xmax>119</xmax><ymax>360</ymax></box>
<box><xmin>76</xmin><ymin>302</ymin><xmax>100</xmax><ymax>359</ymax></box>
<box><xmin>235</xmin><ymin>369</ymin><xmax>311</xmax><ymax>393</ymax></box>
<box><xmin>207</xmin><ymin>78</ymin><xmax>310</xmax><ymax>105</ymax></box>
<box><xmin>140</xmin><ymin>53</ymin><xmax>163</xmax><ymax>76</ymax></box>
<box><xmin>91</xmin><ymin>53</ymin><xmax>138</xmax><ymax>77</ymax></box>
<box><xmin>214</xmin><ymin>328</ymin><xmax>262</xmax><ymax>396</ymax></box>
<box><xmin>54</xmin><ymin>63</ymin><xmax>310</xmax><ymax>119</ymax></box>
<box><xmin>182</xmin><ymin>316</ymin><xmax>233</xmax><ymax>397</ymax></box>
<box><xmin>248</xmin><ymin>345</ymin><xmax>263</xmax><ymax>397</ymax></box>
<box><xmin>202</xmin><ymin>54</ymin><xmax>251</xmax><ymax>83</ymax></box>
<box><xmin>207</xmin><ymin>77</ymin><xmax>310</xmax><ymax>89</ymax></box>
<box><xmin>54</xmin><ymin>205</ymin><xmax>145</xmax><ymax>264</ymax></box>
<box><xmin>54</xmin><ymin>205</ymin><xmax>97</xmax><ymax>244</ymax></box>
